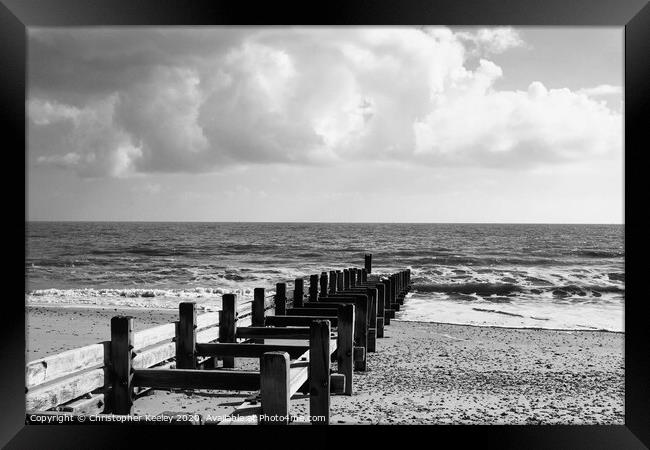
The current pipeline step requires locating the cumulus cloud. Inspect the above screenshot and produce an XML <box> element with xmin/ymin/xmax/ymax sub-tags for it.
<box><xmin>456</xmin><ymin>27</ymin><xmax>526</xmax><ymax>55</ymax></box>
<box><xmin>577</xmin><ymin>84</ymin><xmax>623</xmax><ymax>97</ymax></box>
<box><xmin>30</xmin><ymin>95</ymin><xmax>142</xmax><ymax>177</ymax></box>
<box><xmin>28</xmin><ymin>27</ymin><xmax>622</xmax><ymax>178</ymax></box>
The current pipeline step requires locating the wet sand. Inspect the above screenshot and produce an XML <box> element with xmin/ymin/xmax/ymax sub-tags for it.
<box><xmin>26</xmin><ymin>306</ymin><xmax>624</xmax><ymax>424</ymax></box>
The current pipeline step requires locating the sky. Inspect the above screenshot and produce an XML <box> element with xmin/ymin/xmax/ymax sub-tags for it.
<box><xmin>26</xmin><ymin>27</ymin><xmax>624</xmax><ymax>223</ymax></box>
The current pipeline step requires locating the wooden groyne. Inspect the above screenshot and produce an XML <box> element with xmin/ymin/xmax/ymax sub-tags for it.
<box><xmin>25</xmin><ymin>254</ymin><xmax>412</xmax><ymax>425</ymax></box>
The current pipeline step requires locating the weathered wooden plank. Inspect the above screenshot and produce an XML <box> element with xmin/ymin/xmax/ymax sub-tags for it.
<box><xmin>352</xmin><ymin>296</ymin><xmax>368</xmax><ymax>371</ymax></box>
<box><xmin>110</xmin><ymin>316</ymin><xmax>134</xmax><ymax>414</ymax></box>
<box><xmin>265</xmin><ymin>315</ymin><xmax>337</xmax><ymax>328</ymax></box>
<box><xmin>343</xmin><ymin>269</ymin><xmax>350</xmax><ymax>290</ymax></box>
<box><xmin>286</xmin><ymin>308</ymin><xmax>338</xmax><ymax>316</ymax></box>
<box><xmin>26</xmin><ymin>342</ymin><xmax>108</xmax><ymax>389</ymax></box>
<box><xmin>364</xmin><ymin>254</ymin><xmax>372</xmax><ymax>273</ymax></box>
<box><xmin>236</xmin><ymin>327</ymin><xmax>311</xmax><ymax>340</ymax></box>
<box><xmin>337</xmin><ymin>304</ymin><xmax>354</xmax><ymax>396</ymax></box>
<box><xmin>196</xmin><ymin>325</ymin><xmax>220</xmax><ymax>343</ymax></box>
<box><xmin>220</xmin><ymin>294</ymin><xmax>238</xmax><ymax>368</ymax></box>
<box><xmin>196</xmin><ymin>311</ymin><xmax>220</xmax><ymax>330</ymax></box>
<box><xmin>288</xmin><ymin>360</ymin><xmax>309</xmax><ymax>398</ymax></box>
<box><xmin>132</xmin><ymin>368</ymin><xmax>260</xmax><ymax>390</ymax></box>
<box><xmin>309</xmin><ymin>274</ymin><xmax>319</xmax><ymax>302</ymax></box>
<box><xmin>132</xmin><ymin>342</ymin><xmax>176</xmax><ymax>369</ymax></box>
<box><xmin>133</xmin><ymin>322</ymin><xmax>176</xmax><ymax>351</ymax></box>
<box><xmin>260</xmin><ymin>352</ymin><xmax>290</xmax><ymax>424</ymax></box>
<box><xmin>253</xmin><ymin>288</ymin><xmax>266</xmax><ymax>327</ymax></box>
<box><xmin>366</xmin><ymin>288</ymin><xmax>378</xmax><ymax>352</ymax></box>
<box><xmin>317</xmin><ymin>295</ymin><xmax>366</xmax><ymax>301</ymax></box>
<box><xmin>328</xmin><ymin>270</ymin><xmax>337</xmax><ymax>294</ymax></box>
<box><xmin>176</xmin><ymin>302</ymin><xmax>197</xmax><ymax>369</ymax></box>
<box><xmin>368</xmin><ymin>328</ymin><xmax>377</xmax><ymax>353</ymax></box>
<box><xmin>56</xmin><ymin>392</ymin><xmax>105</xmax><ymax>415</ymax></box>
<box><xmin>319</xmin><ymin>272</ymin><xmax>328</xmax><ymax>298</ymax></box>
<box><xmin>196</xmin><ymin>343</ymin><xmax>309</xmax><ymax>359</ymax></box>
<box><xmin>26</xmin><ymin>367</ymin><xmax>106</xmax><ymax>412</ymax></box>
<box><xmin>336</xmin><ymin>271</ymin><xmax>344</xmax><ymax>291</ymax></box>
<box><xmin>309</xmin><ymin>321</ymin><xmax>330</xmax><ymax>425</ymax></box>
<box><xmin>275</xmin><ymin>283</ymin><xmax>287</xmax><ymax>316</ymax></box>
<box><xmin>293</xmin><ymin>278</ymin><xmax>304</xmax><ymax>308</ymax></box>
<box><xmin>376</xmin><ymin>283</ymin><xmax>386</xmax><ymax>337</ymax></box>
<box><xmin>381</xmin><ymin>279</ymin><xmax>392</xmax><ymax>325</ymax></box>
<box><xmin>330</xmin><ymin>374</ymin><xmax>345</xmax><ymax>394</ymax></box>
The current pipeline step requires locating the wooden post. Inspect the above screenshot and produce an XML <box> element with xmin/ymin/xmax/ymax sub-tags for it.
<box><xmin>260</xmin><ymin>352</ymin><xmax>290</xmax><ymax>425</ymax></box>
<box><xmin>293</xmin><ymin>278</ymin><xmax>304</xmax><ymax>308</ymax></box>
<box><xmin>365</xmin><ymin>254</ymin><xmax>372</xmax><ymax>274</ymax></box>
<box><xmin>336</xmin><ymin>270</ymin><xmax>343</xmax><ymax>291</ymax></box>
<box><xmin>376</xmin><ymin>283</ymin><xmax>385</xmax><ymax>338</ymax></box>
<box><xmin>328</xmin><ymin>270</ymin><xmax>337</xmax><ymax>294</ymax></box>
<box><xmin>366</xmin><ymin>288</ymin><xmax>377</xmax><ymax>352</ymax></box>
<box><xmin>219</xmin><ymin>294</ymin><xmax>237</xmax><ymax>368</ymax></box>
<box><xmin>275</xmin><ymin>283</ymin><xmax>287</xmax><ymax>316</ymax></box>
<box><xmin>337</xmin><ymin>304</ymin><xmax>354</xmax><ymax>396</ymax></box>
<box><xmin>350</xmin><ymin>268</ymin><xmax>357</xmax><ymax>288</ymax></box>
<box><xmin>395</xmin><ymin>274</ymin><xmax>404</xmax><ymax>305</ymax></box>
<box><xmin>356</xmin><ymin>268</ymin><xmax>362</xmax><ymax>285</ymax></box>
<box><xmin>343</xmin><ymin>269</ymin><xmax>350</xmax><ymax>290</ymax></box>
<box><xmin>309</xmin><ymin>274</ymin><xmax>319</xmax><ymax>302</ymax></box>
<box><xmin>176</xmin><ymin>302</ymin><xmax>197</xmax><ymax>369</ymax></box>
<box><xmin>252</xmin><ymin>288</ymin><xmax>266</xmax><ymax>345</ymax></box>
<box><xmin>110</xmin><ymin>316</ymin><xmax>134</xmax><ymax>415</ymax></box>
<box><xmin>354</xmin><ymin>296</ymin><xmax>368</xmax><ymax>372</ymax></box>
<box><xmin>361</xmin><ymin>268</ymin><xmax>368</xmax><ymax>283</ymax></box>
<box><xmin>381</xmin><ymin>279</ymin><xmax>391</xmax><ymax>325</ymax></box>
<box><xmin>319</xmin><ymin>272</ymin><xmax>328</xmax><ymax>298</ymax></box>
<box><xmin>309</xmin><ymin>320</ymin><xmax>330</xmax><ymax>425</ymax></box>
<box><xmin>253</xmin><ymin>288</ymin><xmax>265</xmax><ymax>327</ymax></box>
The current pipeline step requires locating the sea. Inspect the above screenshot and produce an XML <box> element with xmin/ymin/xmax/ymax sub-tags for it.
<box><xmin>26</xmin><ymin>222</ymin><xmax>625</xmax><ymax>332</ymax></box>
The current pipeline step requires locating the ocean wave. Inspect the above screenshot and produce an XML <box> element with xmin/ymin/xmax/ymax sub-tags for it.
<box><xmin>28</xmin><ymin>286</ymin><xmax>257</xmax><ymax>299</ymax></box>
<box><xmin>576</xmin><ymin>250</ymin><xmax>624</xmax><ymax>258</ymax></box>
<box><xmin>26</xmin><ymin>286</ymin><xmax>270</xmax><ymax>310</ymax></box>
<box><xmin>413</xmin><ymin>282</ymin><xmax>624</xmax><ymax>298</ymax></box>
<box><xmin>415</xmin><ymin>282</ymin><xmax>524</xmax><ymax>296</ymax></box>
<box><xmin>608</xmin><ymin>272</ymin><xmax>625</xmax><ymax>282</ymax></box>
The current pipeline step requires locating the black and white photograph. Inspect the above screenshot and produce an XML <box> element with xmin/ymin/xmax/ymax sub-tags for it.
<box><xmin>22</xmin><ymin>23</ymin><xmax>627</xmax><ymax>427</ymax></box>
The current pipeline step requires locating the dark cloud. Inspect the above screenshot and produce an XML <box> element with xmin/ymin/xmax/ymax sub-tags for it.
<box><xmin>28</xmin><ymin>27</ymin><xmax>622</xmax><ymax>178</ymax></box>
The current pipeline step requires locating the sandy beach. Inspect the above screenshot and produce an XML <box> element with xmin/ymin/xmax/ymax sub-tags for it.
<box><xmin>26</xmin><ymin>306</ymin><xmax>624</xmax><ymax>424</ymax></box>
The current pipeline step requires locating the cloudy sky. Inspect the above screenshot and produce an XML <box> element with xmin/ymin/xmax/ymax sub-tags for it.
<box><xmin>27</xmin><ymin>27</ymin><xmax>623</xmax><ymax>223</ymax></box>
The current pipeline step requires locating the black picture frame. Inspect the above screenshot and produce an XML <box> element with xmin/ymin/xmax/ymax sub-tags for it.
<box><xmin>3</xmin><ymin>0</ymin><xmax>648</xmax><ymax>448</ymax></box>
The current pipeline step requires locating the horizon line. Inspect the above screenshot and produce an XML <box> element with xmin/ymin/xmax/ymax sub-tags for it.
<box><xmin>25</xmin><ymin>219</ymin><xmax>625</xmax><ymax>225</ymax></box>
